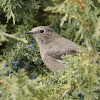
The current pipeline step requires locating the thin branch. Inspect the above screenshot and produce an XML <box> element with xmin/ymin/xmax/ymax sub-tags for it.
<box><xmin>62</xmin><ymin>87</ymin><xmax>74</xmax><ymax>97</ymax></box>
<box><xmin>1</xmin><ymin>32</ymin><xmax>28</xmax><ymax>43</ymax></box>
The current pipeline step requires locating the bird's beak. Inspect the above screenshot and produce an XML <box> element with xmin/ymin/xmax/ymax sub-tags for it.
<box><xmin>25</xmin><ymin>31</ymin><xmax>37</xmax><ymax>35</ymax></box>
<box><xmin>25</xmin><ymin>31</ymin><xmax>32</xmax><ymax>34</ymax></box>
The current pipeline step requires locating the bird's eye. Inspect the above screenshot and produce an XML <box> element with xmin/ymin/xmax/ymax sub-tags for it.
<box><xmin>40</xmin><ymin>30</ymin><xmax>44</xmax><ymax>33</ymax></box>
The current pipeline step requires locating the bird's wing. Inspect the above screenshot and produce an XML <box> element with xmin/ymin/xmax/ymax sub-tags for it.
<box><xmin>47</xmin><ymin>48</ymin><xmax>81</xmax><ymax>60</ymax></box>
<box><xmin>47</xmin><ymin>36</ymin><xmax>82</xmax><ymax>60</ymax></box>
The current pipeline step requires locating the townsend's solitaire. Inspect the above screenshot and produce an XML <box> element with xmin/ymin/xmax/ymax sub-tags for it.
<box><xmin>26</xmin><ymin>26</ymin><xmax>81</xmax><ymax>73</ymax></box>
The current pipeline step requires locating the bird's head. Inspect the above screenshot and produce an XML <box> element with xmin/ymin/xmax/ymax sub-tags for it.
<box><xmin>26</xmin><ymin>26</ymin><xmax>57</xmax><ymax>45</ymax></box>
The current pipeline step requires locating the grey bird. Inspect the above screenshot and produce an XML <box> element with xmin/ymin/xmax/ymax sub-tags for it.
<box><xmin>26</xmin><ymin>26</ymin><xmax>81</xmax><ymax>73</ymax></box>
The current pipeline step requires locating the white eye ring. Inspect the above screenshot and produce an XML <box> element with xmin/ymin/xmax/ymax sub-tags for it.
<box><xmin>40</xmin><ymin>30</ymin><xmax>44</xmax><ymax>33</ymax></box>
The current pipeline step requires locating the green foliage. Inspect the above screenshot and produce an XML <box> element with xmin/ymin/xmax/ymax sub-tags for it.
<box><xmin>61</xmin><ymin>51</ymin><xmax>100</xmax><ymax>100</ymax></box>
<box><xmin>1</xmin><ymin>50</ymin><xmax>99</xmax><ymax>100</ymax></box>
<box><xmin>0</xmin><ymin>0</ymin><xmax>40</xmax><ymax>24</ymax></box>
<box><xmin>0</xmin><ymin>25</ymin><xmax>7</xmax><ymax>45</ymax></box>
<box><xmin>0</xmin><ymin>24</ymin><xmax>27</xmax><ymax>45</ymax></box>
<box><xmin>45</xmin><ymin>0</ymin><xmax>100</xmax><ymax>51</ymax></box>
<box><xmin>0</xmin><ymin>0</ymin><xmax>40</xmax><ymax>48</ymax></box>
<box><xmin>0</xmin><ymin>68</ymin><xmax>48</xmax><ymax>100</ymax></box>
<box><xmin>4</xmin><ymin>42</ymin><xmax>51</xmax><ymax>77</ymax></box>
<box><xmin>0</xmin><ymin>0</ymin><xmax>100</xmax><ymax>100</ymax></box>
<box><xmin>41</xmin><ymin>50</ymin><xmax>100</xmax><ymax>100</ymax></box>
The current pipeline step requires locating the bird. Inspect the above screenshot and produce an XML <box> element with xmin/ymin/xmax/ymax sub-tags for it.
<box><xmin>26</xmin><ymin>26</ymin><xmax>81</xmax><ymax>73</ymax></box>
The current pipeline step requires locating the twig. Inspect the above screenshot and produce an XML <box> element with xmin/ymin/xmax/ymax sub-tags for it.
<box><xmin>71</xmin><ymin>0</ymin><xmax>84</xmax><ymax>12</ymax></box>
<box><xmin>1</xmin><ymin>32</ymin><xmax>28</xmax><ymax>43</ymax></box>
<box><xmin>62</xmin><ymin>87</ymin><xmax>74</xmax><ymax>97</ymax></box>
<box><xmin>0</xmin><ymin>80</ymin><xmax>8</xmax><ymax>88</ymax></box>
